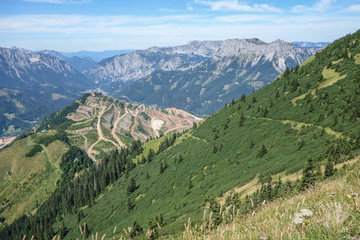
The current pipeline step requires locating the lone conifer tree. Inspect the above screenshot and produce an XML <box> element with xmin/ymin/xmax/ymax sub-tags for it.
<box><xmin>300</xmin><ymin>157</ymin><xmax>316</xmax><ymax>191</ymax></box>
<box><xmin>257</xmin><ymin>144</ymin><xmax>267</xmax><ymax>158</ymax></box>
<box><xmin>127</xmin><ymin>177</ymin><xmax>137</xmax><ymax>196</ymax></box>
<box><xmin>324</xmin><ymin>158</ymin><xmax>334</xmax><ymax>178</ymax></box>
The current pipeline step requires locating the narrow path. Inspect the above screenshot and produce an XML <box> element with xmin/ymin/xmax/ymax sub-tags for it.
<box><xmin>87</xmin><ymin>100</ymin><xmax>121</xmax><ymax>161</ymax></box>
<box><xmin>87</xmin><ymin>100</ymin><xmax>105</xmax><ymax>161</ymax></box>
<box><xmin>163</xmin><ymin>126</ymin><xmax>190</xmax><ymax>135</ymax></box>
<box><xmin>40</xmin><ymin>144</ymin><xmax>60</xmax><ymax>173</ymax></box>
<box><xmin>111</xmin><ymin>105</ymin><xmax>126</xmax><ymax>148</ymax></box>
<box><xmin>248</xmin><ymin>115</ymin><xmax>345</xmax><ymax>139</ymax></box>
<box><xmin>130</xmin><ymin>109</ymin><xmax>139</xmax><ymax>140</ymax></box>
<box><xmin>81</xmin><ymin>133</ymin><xmax>88</xmax><ymax>150</ymax></box>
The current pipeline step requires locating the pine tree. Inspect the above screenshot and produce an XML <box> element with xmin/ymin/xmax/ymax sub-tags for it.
<box><xmin>208</xmin><ymin>199</ymin><xmax>222</xmax><ymax>227</ymax></box>
<box><xmin>257</xmin><ymin>144</ymin><xmax>267</xmax><ymax>158</ymax></box>
<box><xmin>127</xmin><ymin>198</ymin><xmax>134</xmax><ymax>212</ymax></box>
<box><xmin>185</xmin><ymin>178</ymin><xmax>193</xmax><ymax>196</ymax></box>
<box><xmin>127</xmin><ymin>177</ymin><xmax>137</xmax><ymax>196</ymax></box>
<box><xmin>131</xmin><ymin>221</ymin><xmax>143</xmax><ymax>237</ymax></box>
<box><xmin>240</xmin><ymin>94</ymin><xmax>246</xmax><ymax>102</ymax></box>
<box><xmin>297</xmin><ymin>139</ymin><xmax>305</xmax><ymax>150</ymax></box>
<box><xmin>239</xmin><ymin>112</ymin><xmax>245</xmax><ymax>127</ymax></box>
<box><xmin>249</xmin><ymin>139</ymin><xmax>255</xmax><ymax>149</ymax></box>
<box><xmin>178</xmin><ymin>154</ymin><xmax>183</xmax><ymax>163</ymax></box>
<box><xmin>213</xmin><ymin>145</ymin><xmax>218</xmax><ymax>153</ymax></box>
<box><xmin>300</xmin><ymin>157</ymin><xmax>316</xmax><ymax>191</ymax></box>
<box><xmin>263</xmin><ymin>108</ymin><xmax>269</xmax><ymax>117</ymax></box>
<box><xmin>324</xmin><ymin>158</ymin><xmax>334</xmax><ymax>178</ymax></box>
<box><xmin>159</xmin><ymin>162</ymin><xmax>164</xmax><ymax>174</ymax></box>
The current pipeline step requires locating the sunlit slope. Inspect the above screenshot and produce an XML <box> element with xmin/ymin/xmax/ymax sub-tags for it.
<box><xmin>0</xmin><ymin>131</ymin><xmax>68</xmax><ymax>224</ymax></box>
<box><xmin>60</xmin><ymin>30</ymin><xmax>360</xmax><ymax>239</ymax></box>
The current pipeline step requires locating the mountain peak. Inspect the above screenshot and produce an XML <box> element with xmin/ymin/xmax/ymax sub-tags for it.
<box><xmin>146</xmin><ymin>46</ymin><xmax>162</xmax><ymax>52</ymax></box>
<box><xmin>246</xmin><ymin>38</ymin><xmax>266</xmax><ymax>44</ymax></box>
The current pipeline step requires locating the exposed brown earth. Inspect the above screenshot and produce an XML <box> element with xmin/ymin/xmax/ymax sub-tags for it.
<box><xmin>66</xmin><ymin>93</ymin><xmax>202</xmax><ymax>161</ymax></box>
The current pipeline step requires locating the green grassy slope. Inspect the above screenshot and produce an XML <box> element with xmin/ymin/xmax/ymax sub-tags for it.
<box><xmin>0</xmin><ymin>130</ymin><xmax>68</xmax><ymax>224</ymax></box>
<box><xmin>183</xmin><ymin>158</ymin><xmax>360</xmax><ymax>239</ymax></box>
<box><xmin>59</xmin><ymin>30</ymin><xmax>360</xmax><ymax>239</ymax></box>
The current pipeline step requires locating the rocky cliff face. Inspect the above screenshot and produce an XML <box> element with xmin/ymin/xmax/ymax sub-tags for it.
<box><xmin>85</xmin><ymin>40</ymin><xmax>223</xmax><ymax>84</ymax></box>
<box><xmin>213</xmin><ymin>38</ymin><xmax>316</xmax><ymax>73</ymax></box>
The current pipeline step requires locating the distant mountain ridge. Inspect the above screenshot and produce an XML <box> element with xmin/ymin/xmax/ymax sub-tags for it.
<box><xmin>39</xmin><ymin>49</ymin><xmax>96</xmax><ymax>73</ymax></box>
<box><xmin>0</xmin><ymin>47</ymin><xmax>94</xmax><ymax>136</ymax></box>
<box><xmin>85</xmin><ymin>40</ymin><xmax>222</xmax><ymax>84</ymax></box>
<box><xmin>1</xmin><ymin>39</ymin><xmax>320</xmax><ymax>136</ymax></box>
<box><xmin>292</xmin><ymin>41</ymin><xmax>331</xmax><ymax>49</ymax></box>
<box><xmin>114</xmin><ymin>38</ymin><xmax>316</xmax><ymax>116</ymax></box>
<box><xmin>60</xmin><ymin>49</ymin><xmax>134</xmax><ymax>62</ymax></box>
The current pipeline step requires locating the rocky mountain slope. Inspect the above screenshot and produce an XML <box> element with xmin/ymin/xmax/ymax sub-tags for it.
<box><xmin>114</xmin><ymin>38</ymin><xmax>316</xmax><ymax>116</ymax></box>
<box><xmin>85</xmin><ymin>40</ymin><xmax>222</xmax><ymax>84</ymax></box>
<box><xmin>39</xmin><ymin>49</ymin><xmax>96</xmax><ymax>73</ymax></box>
<box><xmin>0</xmin><ymin>47</ymin><xmax>93</xmax><ymax>136</ymax></box>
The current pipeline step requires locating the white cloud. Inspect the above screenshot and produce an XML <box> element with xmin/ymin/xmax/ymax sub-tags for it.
<box><xmin>346</xmin><ymin>4</ymin><xmax>360</xmax><ymax>12</ymax></box>
<box><xmin>194</xmin><ymin>0</ymin><xmax>282</xmax><ymax>13</ymax></box>
<box><xmin>0</xmin><ymin>14</ymin><xmax>209</xmax><ymax>37</ymax></box>
<box><xmin>293</xmin><ymin>0</ymin><xmax>335</xmax><ymax>12</ymax></box>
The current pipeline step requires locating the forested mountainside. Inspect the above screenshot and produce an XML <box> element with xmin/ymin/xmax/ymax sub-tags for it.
<box><xmin>0</xmin><ymin>47</ymin><xmax>94</xmax><ymax>137</ymax></box>
<box><xmin>0</xmin><ymin>93</ymin><xmax>200</xmax><ymax>229</ymax></box>
<box><xmin>114</xmin><ymin>39</ymin><xmax>316</xmax><ymax>116</ymax></box>
<box><xmin>0</xmin><ymin>30</ymin><xmax>359</xmax><ymax>240</ymax></box>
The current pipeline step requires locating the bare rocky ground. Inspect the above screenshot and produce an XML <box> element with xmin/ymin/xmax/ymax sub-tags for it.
<box><xmin>66</xmin><ymin>93</ymin><xmax>202</xmax><ymax>161</ymax></box>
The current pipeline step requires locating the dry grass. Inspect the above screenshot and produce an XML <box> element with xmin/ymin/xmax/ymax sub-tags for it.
<box><xmin>320</xmin><ymin>68</ymin><xmax>346</xmax><ymax>89</ymax></box>
<box><xmin>354</xmin><ymin>53</ymin><xmax>360</xmax><ymax>64</ymax></box>
<box><xmin>291</xmin><ymin>67</ymin><xmax>346</xmax><ymax>106</ymax></box>
<box><xmin>183</xmin><ymin>160</ymin><xmax>360</xmax><ymax>240</ymax></box>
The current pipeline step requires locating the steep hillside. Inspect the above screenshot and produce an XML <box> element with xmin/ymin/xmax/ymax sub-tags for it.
<box><xmin>55</xmin><ymin>30</ymin><xmax>359</xmax><ymax>239</ymax></box>
<box><xmin>115</xmin><ymin>39</ymin><xmax>315</xmax><ymax>116</ymax></box>
<box><xmin>39</xmin><ymin>93</ymin><xmax>201</xmax><ymax>161</ymax></box>
<box><xmin>0</xmin><ymin>131</ymin><xmax>68</xmax><ymax>224</ymax></box>
<box><xmin>184</xmin><ymin>158</ymin><xmax>360</xmax><ymax>239</ymax></box>
<box><xmin>0</xmin><ymin>47</ymin><xmax>94</xmax><ymax>137</ymax></box>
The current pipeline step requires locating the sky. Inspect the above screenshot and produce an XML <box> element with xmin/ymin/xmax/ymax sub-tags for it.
<box><xmin>0</xmin><ymin>0</ymin><xmax>359</xmax><ymax>52</ymax></box>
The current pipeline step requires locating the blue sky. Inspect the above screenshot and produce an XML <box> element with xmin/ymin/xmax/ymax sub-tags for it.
<box><xmin>0</xmin><ymin>0</ymin><xmax>359</xmax><ymax>51</ymax></box>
